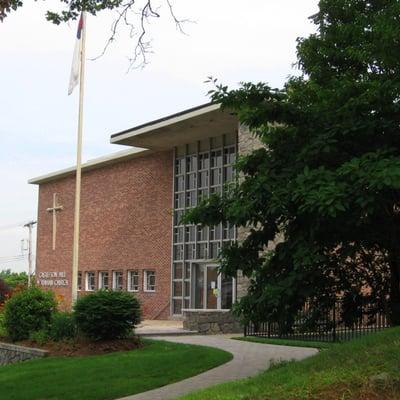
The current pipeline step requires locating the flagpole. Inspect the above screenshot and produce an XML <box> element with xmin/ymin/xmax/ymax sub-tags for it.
<box><xmin>71</xmin><ymin>11</ymin><xmax>87</xmax><ymax>304</ymax></box>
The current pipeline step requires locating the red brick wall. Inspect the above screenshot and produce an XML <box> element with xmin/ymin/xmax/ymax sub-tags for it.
<box><xmin>35</xmin><ymin>150</ymin><xmax>173</xmax><ymax>319</ymax></box>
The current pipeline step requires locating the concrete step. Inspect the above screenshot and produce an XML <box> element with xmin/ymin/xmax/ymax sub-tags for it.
<box><xmin>136</xmin><ymin>329</ymin><xmax>198</xmax><ymax>337</ymax></box>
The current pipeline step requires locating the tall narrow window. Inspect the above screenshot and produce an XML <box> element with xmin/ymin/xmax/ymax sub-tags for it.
<box><xmin>98</xmin><ymin>271</ymin><xmax>109</xmax><ymax>289</ymax></box>
<box><xmin>78</xmin><ymin>272</ymin><xmax>82</xmax><ymax>291</ymax></box>
<box><xmin>86</xmin><ymin>272</ymin><xmax>95</xmax><ymax>291</ymax></box>
<box><xmin>113</xmin><ymin>271</ymin><xmax>123</xmax><ymax>290</ymax></box>
<box><xmin>128</xmin><ymin>270</ymin><xmax>139</xmax><ymax>292</ymax></box>
<box><xmin>144</xmin><ymin>270</ymin><xmax>156</xmax><ymax>292</ymax></box>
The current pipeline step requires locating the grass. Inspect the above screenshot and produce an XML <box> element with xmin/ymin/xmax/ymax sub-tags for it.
<box><xmin>0</xmin><ymin>339</ymin><xmax>232</xmax><ymax>400</ymax></box>
<box><xmin>181</xmin><ymin>327</ymin><xmax>400</xmax><ymax>400</ymax></box>
<box><xmin>234</xmin><ymin>336</ymin><xmax>333</xmax><ymax>350</ymax></box>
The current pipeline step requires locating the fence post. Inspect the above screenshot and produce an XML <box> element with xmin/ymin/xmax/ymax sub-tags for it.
<box><xmin>332</xmin><ymin>301</ymin><xmax>337</xmax><ymax>342</ymax></box>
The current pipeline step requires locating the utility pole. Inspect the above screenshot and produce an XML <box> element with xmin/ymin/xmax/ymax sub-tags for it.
<box><xmin>24</xmin><ymin>221</ymin><xmax>37</xmax><ymax>287</ymax></box>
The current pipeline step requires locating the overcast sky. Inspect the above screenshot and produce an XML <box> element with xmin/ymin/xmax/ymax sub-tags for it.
<box><xmin>0</xmin><ymin>0</ymin><xmax>319</xmax><ymax>273</ymax></box>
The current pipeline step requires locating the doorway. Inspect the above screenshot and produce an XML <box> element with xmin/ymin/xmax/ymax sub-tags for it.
<box><xmin>191</xmin><ymin>263</ymin><xmax>235</xmax><ymax>309</ymax></box>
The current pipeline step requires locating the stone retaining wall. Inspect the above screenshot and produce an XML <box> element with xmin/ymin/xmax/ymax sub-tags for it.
<box><xmin>182</xmin><ymin>309</ymin><xmax>242</xmax><ymax>334</ymax></box>
<box><xmin>0</xmin><ymin>342</ymin><xmax>48</xmax><ymax>366</ymax></box>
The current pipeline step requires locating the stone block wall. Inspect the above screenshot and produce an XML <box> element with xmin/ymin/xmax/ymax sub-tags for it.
<box><xmin>183</xmin><ymin>310</ymin><xmax>242</xmax><ymax>334</ymax></box>
<box><xmin>236</xmin><ymin>123</ymin><xmax>265</xmax><ymax>300</ymax></box>
<box><xmin>0</xmin><ymin>342</ymin><xmax>48</xmax><ymax>366</ymax></box>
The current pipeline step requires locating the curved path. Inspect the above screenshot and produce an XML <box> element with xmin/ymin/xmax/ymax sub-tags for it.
<box><xmin>117</xmin><ymin>335</ymin><xmax>318</xmax><ymax>400</ymax></box>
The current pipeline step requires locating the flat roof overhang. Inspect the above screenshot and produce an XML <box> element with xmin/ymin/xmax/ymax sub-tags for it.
<box><xmin>29</xmin><ymin>147</ymin><xmax>150</xmax><ymax>185</ymax></box>
<box><xmin>110</xmin><ymin>103</ymin><xmax>238</xmax><ymax>150</ymax></box>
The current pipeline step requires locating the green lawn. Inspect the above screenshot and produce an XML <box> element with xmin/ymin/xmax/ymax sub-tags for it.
<box><xmin>0</xmin><ymin>339</ymin><xmax>232</xmax><ymax>400</ymax></box>
<box><xmin>181</xmin><ymin>327</ymin><xmax>400</xmax><ymax>400</ymax></box>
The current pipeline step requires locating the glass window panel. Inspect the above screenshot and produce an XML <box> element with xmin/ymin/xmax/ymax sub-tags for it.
<box><xmin>211</xmin><ymin>168</ymin><xmax>222</xmax><ymax>186</ymax></box>
<box><xmin>175</xmin><ymin>176</ymin><xmax>185</xmax><ymax>192</ymax></box>
<box><xmin>86</xmin><ymin>272</ymin><xmax>95</xmax><ymax>291</ymax></box>
<box><xmin>186</xmin><ymin>191</ymin><xmax>197</xmax><ymax>208</ymax></box>
<box><xmin>211</xmin><ymin>150</ymin><xmax>222</xmax><ymax>167</ymax></box>
<box><xmin>185</xmin><ymin>226</ymin><xmax>196</xmax><ymax>242</ymax></box>
<box><xmin>174</xmin><ymin>193</ymin><xmax>184</xmax><ymax>209</ymax></box>
<box><xmin>173</xmin><ymin>281</ymin><xmax>183</xmax><ymax>297</ymax></box>
<box><xmin>99</xmin><ymin>272</ymin><xmax>109</xmax><ymax>289</ymax></box>
<box><xmin>185</xmin><ymin>243</ymin><xmax>196</xmax><ymax>260</ymax></box>
<box><xmin>196</xmin><ymin>243</ymin><xmax>208</xmax><ymax>259</ymax></box>
<box><xmin>224</xmin><ymin>147</ymin><xmax>236</xmax><ymax>165</ymax></box>
<box><xmin>175</xmin><ymin>158</ymin><xmax>185</xmax><ymax>175</ymax></box>
<box><xmin>184</xmin><ymin>280</ymin><xmax>190</xmax><ymax>297</ymax></box>
<box><xmin>197</xmin><ymin>226</ymin><xmax>208</xmax><ymax>241</ymax></box>
<box><xmin>185</xmin><ymin>263</ymin><xmax>191</xmax><ymax>279</ymax></box>
<box><xmin>198</xmin><ymin>153</ymin><xmax>209</xmax><ymax>170</ymax></box>
<box><xmin>174</xmin><ymin>210</ymin><xmax>183</xmax><ymax>225</ymax></box>
<box><xmin>78</xmin><ymin>272</ymin><xmax>82</xmax><ymax>291</ymax></box>
<box><xmin>186</xmin><ymin>155</ymin><xmax>197</xmax><ymax>172</ymax></box>
<box><xmin>144</xmin><ymin>270</ymin><xmax>156</xmax><ymax>291</ymax></box>
<box><xmin>113</xmin><ymin>271</ymin><xmax>123</xmax><ymax>290</ymax></box>
<box><xmin>128</xmin><ymin>270</ymin><xmax>139</xmax><ymax>292</ymax></box>
<box><xmin>184</xmin><ymin>298</ymin><xmax>190</xmax><ymax>309</ymax></box>
<box><xmin>174</xmin><ymin>227</ymin><xmax>184</xmax><ymax>243</ymax></box>
<box><xmin>209</xmin><ymin>242</ymin><xmax>221</xmax><ymax>258</ymax></box>
<box><xmin>173</xmin><ymin>244</ymin><xmax>184</xmax><ymax>260</ymax></box>
<box><xmin>187</xmin><ymin>173</ymin><xmax>197</xmax><ymax>190</ymax></box>
<box><xmin>173</xmin><ymin>299</ymin><xmax>182</xmax><ymax>314</ymax></box>
<box><xmin>173</xmin><ymin>263</ymin><xmax>183</xmax><ymax>279</ymax></box>
<box><xmin>210</xmin><ymin>225</ymin><xmax>221</xmax><ymax>240</ymax></box>
<box><xmin>198</xmin><ymin>171</ymin><xmax>209</xmax><ymax>188</ymax></box>
<box><xmin>224</xmin><ymin>166</ymin><xmax>234</xmax><ymax>182</ymax></box>
<box><xmin>198</xmin><ymin>189</ymin><xmax>208</xmax><ymax>201</ymax></box>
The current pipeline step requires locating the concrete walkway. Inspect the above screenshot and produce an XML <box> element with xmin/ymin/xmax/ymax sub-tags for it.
<box><xmin>117</xmin><ymin>335</ymin><xmax>318</xmax><ymax>400</ymax></box>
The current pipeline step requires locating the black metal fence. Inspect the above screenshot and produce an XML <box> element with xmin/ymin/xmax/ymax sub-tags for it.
<box><xmin>244</xmin><ymin>301</ymin><xmax>390</xmax><ymax>342</ymax></box>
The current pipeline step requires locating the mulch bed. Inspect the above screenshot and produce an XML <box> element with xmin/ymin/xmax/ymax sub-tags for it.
<box><xmin>0</xmin><ymin>336</ymin><xmax>143</xmax><ymax>357</ymax></box>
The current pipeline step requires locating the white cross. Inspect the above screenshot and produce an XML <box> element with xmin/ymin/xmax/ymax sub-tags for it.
<box><xmin>46</xmin><ymin>193</ymin><xmax>64</xmax><ymax>251</ymax></box>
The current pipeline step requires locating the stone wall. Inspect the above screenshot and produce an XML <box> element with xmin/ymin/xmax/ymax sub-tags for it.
<box><xmin>0</xmin><ymin>342</ymin><xmax>48</xmax><ymax>366</ymax></box>
<box><xmin>236</xmin><ymin>123</ymin><xmax>265</xmax><ymax>300</ymax></box>
<box><xmin>183</xmin><ymin>309</ymin><xmax>242</xmax><ymax>334</ymax></box>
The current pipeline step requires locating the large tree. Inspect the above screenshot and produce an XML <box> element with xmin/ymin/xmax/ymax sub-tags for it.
<box><xmin>186</xmin><ymin>0</ymin><xmax>400</xmax><ymax>327</ymax></box>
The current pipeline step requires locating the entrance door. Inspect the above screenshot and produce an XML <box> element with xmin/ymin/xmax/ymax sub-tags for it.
<box><xmin>191</xmin><ymin>263</ymin><xmax>234</xmax><ymax>310</ymax></box>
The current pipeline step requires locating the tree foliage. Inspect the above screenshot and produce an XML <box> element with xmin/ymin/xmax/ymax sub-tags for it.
<box><xmin>186</xmin><ymin>0</ymin><xmax>400</xmax><ymax>327</ymax></box>
<box><xmin>0</xmin><ymin>269</ymin><xmax>28</xmax><ymax>288</ymax></box>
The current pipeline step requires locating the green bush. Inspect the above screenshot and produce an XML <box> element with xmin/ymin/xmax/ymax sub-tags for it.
<box><xmin>49</xmin><ymin>312</ymin><xmax>76</xmax><ymax>341</ymax></box>
<box><xmin>4</xmin><ymin>286</ymin><xmax>57</xmax><ymax>341</ymax></box>
<box><xmin>0</xmin><ymin>312</ymin><xmax>6</xmax><ymax>338</ymax></box>
<box><xmin>74</xmin><ymin>290</ymin><xmax>141</xmax><ymax>340</ymax></box>
<box><xmin>29</xmin><ymin>329</ymin><xmax>49</xmax><ymax>346</ymax></box>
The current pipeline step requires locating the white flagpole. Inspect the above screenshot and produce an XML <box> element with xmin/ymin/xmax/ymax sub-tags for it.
<box><xmin>71</xmin><ymin>11</ymin><xmax>87</xmax><ymax>304</ymax></box>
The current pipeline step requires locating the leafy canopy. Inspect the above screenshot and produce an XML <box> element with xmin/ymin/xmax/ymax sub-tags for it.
<box><xmin>186</xmin><ymin>0</ymin><xmax>400</xmax><ymax>326</ymax></box>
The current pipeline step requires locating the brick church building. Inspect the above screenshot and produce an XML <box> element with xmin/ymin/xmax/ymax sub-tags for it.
<box><xmin>30</xmin><ymin>103</ymin><xmax>259</xmax><ymax>319</ymax></box>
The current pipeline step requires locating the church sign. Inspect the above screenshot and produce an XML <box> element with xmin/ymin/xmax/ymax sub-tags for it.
<box><xmin>38</xmin><ymin>271</ymin><xmax>69</xmax><ymax>287</ymax></box>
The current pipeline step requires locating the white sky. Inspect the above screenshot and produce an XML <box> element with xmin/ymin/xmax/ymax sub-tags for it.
<box><xmin>0</xmin><ymin>0</ymin><xmax>318</xmax><ymax>272</ymax></box>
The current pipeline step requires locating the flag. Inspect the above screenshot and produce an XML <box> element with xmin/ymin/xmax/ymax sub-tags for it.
<box><xmin>68</xmin><ymin>13</ymin><xmax>84</xmax><ymax>95</ymax></box>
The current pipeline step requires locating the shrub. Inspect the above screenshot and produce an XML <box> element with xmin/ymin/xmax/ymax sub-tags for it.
<box><xmin>29</xmin><ymin>329</ymin><xmax>49</xmax><ymax>346</ymax></box>
<box><xmin>4</xmin><ymin>286</ymin><xmax>57</xmax><ymax>341</ymax></box>
<box><xmin>0</xmin><ymin>278</ymin><xmax>11</xmax><ymax>306</ymax></box>
<box><xmin>0</xmin><ymin>312</ymin><xmax>6</xmax><ymax>338</ymax></box>
<box><xmin>49</xmin><ymin>312</ymin><xmax>77</xmax><ymax>341</ymax></box>
<box><xmin>74</xmin><ymin>290</ymin><xmax>141</xmax><ymax>340</ymax></box>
